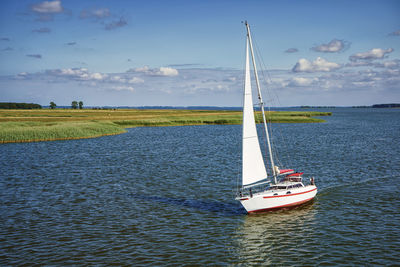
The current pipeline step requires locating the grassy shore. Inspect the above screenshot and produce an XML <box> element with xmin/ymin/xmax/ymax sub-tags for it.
<box><xmin>0</xmin><ymin>109</ymin><xmax>331</xmax><ymax>143</ymax></box>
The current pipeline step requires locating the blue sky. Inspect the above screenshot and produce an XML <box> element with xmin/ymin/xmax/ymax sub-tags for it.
<box><xmin>0</xmin><ymin>0</ymin><xmax>399</xmax><ymax>106</ymax></box>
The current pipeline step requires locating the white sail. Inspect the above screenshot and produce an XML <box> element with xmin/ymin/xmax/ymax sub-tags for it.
<box><xmin>242</xmin><ymin>37</ymin><xmax>268</xmax><ymax>186</ymax></box>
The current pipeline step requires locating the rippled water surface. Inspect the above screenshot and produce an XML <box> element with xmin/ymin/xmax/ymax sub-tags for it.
<box><xmin>1</xmin><ymin>108</ymin><xmax>399</xmax><ymax>265</ymax></box>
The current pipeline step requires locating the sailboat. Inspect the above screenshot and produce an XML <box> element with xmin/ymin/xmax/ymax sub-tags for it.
<box><xmin>235</xmin><ymin>22</ymin><xmax>317</xmax><ymax>213</ymax></box>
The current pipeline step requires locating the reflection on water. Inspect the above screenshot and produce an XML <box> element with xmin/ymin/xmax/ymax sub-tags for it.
<box><xmin>233</xmin><ymin>203</ymin><xmax>317</xmax><ymax>265</ymax></box>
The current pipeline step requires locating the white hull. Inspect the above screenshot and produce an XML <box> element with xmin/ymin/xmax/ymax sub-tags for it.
<box><xmin>237</xmin><ymin>185</ymin><xmax>317</xmax><ymax>213</ymax></box>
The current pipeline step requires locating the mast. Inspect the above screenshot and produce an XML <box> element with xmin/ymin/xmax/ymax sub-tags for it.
<box><xmin>245</xmin><ymin>21</ymin><xmax>277</xmax><ymax>184</ymax></box>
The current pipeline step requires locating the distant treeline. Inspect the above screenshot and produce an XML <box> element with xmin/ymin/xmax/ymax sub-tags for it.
<box><xmin>352</xmin><ymin>104</ymin><xmax>400</xmax><ymax>108</ymax></box>
<box><xmin>302</xmin><ymin>104</ymin><xmax>400</xmax><ymax>109</ymax></box>
<box><xmin>102</xmin><ymin>106</ymin><xmax>243</xmax><ymax>111</ymax></box>
<box><xmin>301</xmin><ymin>106</ymin><xmax>337</xmax><ymax>108</ymax></box>
<box><xmin>372</xmin><ymin>103</ymin><xmax>400</xmax><ymax>108</ymax></box>
<box><xmin>0</xmin><ymin>102</ymin><xmax>42</xmax><ymax>109</ymax></box>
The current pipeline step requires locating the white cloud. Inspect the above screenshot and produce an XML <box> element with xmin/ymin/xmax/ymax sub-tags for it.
<box><xmin>382</xmin><ymin>60</ymin><xmax>399</xmax><ymax>68</ymax></box>
<box><xmin>129</xmin><ymin>66</ymin><xmax>179</xmax><ymax>76</ymax></box>
<box><xmin>108</xmin><ymin>75</ymin><xmax>144</xmax><ymax>84</ymax></box>
<box><xmin>111</xmin><ymin>85</ymin><xmax>134</xmax><ymax>92</ymax></box>
<box><xmin>31</xmin><ymin>0</ymin><xmax>63</xmax><ymax>13</ymax></box>
<box><xmin>312</xmin><ymin>39</ymin><xmax>347</xmax><ymax>53</ymax></box>
<box><xmin>134</xmin><ymin>66</ymin><xmax>149</xmax><ymax>73</ymax></box>
<box><xmin>350</xmin><ymin>48</ymin><xmax>394</xmax><ymax>61</ymax></box>
<box><xmin>158</xmin><ymin>67</ymin><xmax>178</xmax><ymax>76</ymax></box>
<box><xmin>224</xmin><ymin>77</ymin><xmax>237</xmax><ymax>82</ymax></box>
<box><xmin>90</xmin><ymin>72</ymin><xmax>107</xmax><ymax>80</ymax></box>
<box><xmin>48</xmin><ymin>68</ymin><xmax>87</xmax><ymax>79</ymax></box>
<box><xmin>128</xmin><ymin>77</ymin><xmax>144</xmax><ymax>84</ymax></box>
<box><xmin>346</xmin><ymin>59</ymin><xmax>400</xmax><ymax>69</ymax></box>
<box><xmin>289</xmin><ymin>77</ymin><xmax>318</xmax><ymax>86</ymax></box>
<box><xmin>40</xmin><ymin>68</ymin><xmax>148</xmax><ymax>89</ymax></box>
<box><xmin>292</xmin><ymin>57</ymin><xmax>341</xmax><ymax>72</ymax></box>
<box><xmin>16</xmin><ymin>72</ymin><xmax>28</xmax><ymax>80</ymax></box>
<box><xmin>346</xmin><ymin>61</ymin><xmax>371</xmax><ymax>67</ymax></box>
<box><xmin>46</xmin><ymin>68</ymin><xmax>108</xmax><ymax>81</ymax></box>
<box><xmin>109</xmin><ymin>75</ymin><xmax>125</xmax><ymax>82</ymax></box>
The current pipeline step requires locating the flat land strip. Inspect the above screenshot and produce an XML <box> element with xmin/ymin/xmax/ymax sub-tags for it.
<box><xmin>0</xmin><ymin>109</ymin><xmax>331</xmax><ymax>143</ymax></box>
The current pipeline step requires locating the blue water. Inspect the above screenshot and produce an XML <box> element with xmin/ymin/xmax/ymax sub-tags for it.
<box><xmin>1</xmin><ymin>108</ymin><xmax>399</xmax><ymax>265</ymax></box>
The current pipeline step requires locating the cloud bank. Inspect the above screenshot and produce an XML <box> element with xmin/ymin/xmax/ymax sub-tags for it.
<box><xmin>350</xmin><ymin>48</ymin><xmax>394</xmax><ymax>61</ymax></box>
<box><xmin>30</xmin><ymin>0</ymin><xmax>64</xmax><ymax>21</ymax></box>
<box><xmin>31</xmin><ymin>0</ymin><xmax>63</xmax><ymax>14</ymax></box>
<box><xmin>6</xmin><ymin>59</ymin><xmax>399</xmax><ymax>106</ymax></box>
<box><xmin>311</xmin><ymin>39</ymin><xmax>348</xmax><ymax>53</ymax></box>
<box><xmin>292</xmin><ymin>57</ymin><xmax>341</xmax><ymax>72</ymax></box>
<box><xmin>128</xmin><ymin>66</ymin><xmax>179</xmax><ymax>77</ymax></box>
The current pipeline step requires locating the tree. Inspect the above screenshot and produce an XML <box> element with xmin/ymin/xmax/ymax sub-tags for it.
<box><xmin>50</xmin><ymin>101</ymin><xmax>56</xmax><ymax>109</ymax></box>
<box><xmin>79</xmin><ymin>101</ymin><xmax>83</xmax><ymax>109</ymax></box>
<box><xmin>71</xmin><ymin>101</ymin><xmax>78</xmax><ymax>109</ymax></box>
<box><xmin>0</xmin><ymin>102</ymin><xmax>41</xmax><ymax>109</ymax></box>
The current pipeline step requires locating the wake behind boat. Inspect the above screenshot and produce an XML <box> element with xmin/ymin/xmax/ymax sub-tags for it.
<box><xmin>235</xmin><ymin>22</ymin><xmax>317</xmax><ymax>213</ymax></box>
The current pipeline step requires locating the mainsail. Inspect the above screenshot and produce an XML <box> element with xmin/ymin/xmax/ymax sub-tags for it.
<box><xmin>242</xmin><ymin>36</ymin><xmax>268</xmax><ymax>186</ymax></box>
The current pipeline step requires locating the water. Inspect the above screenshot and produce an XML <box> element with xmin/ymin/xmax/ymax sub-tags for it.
<box><xmin>1</xmin><ymin>108</ymin><xmax>399</xmax><ymax>265</ymax></box>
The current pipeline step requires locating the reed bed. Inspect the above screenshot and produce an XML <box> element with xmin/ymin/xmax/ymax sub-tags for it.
<box><xmin>0</xmin><ymin>109</ymin><xmax>331</xmax><ymax>143</ymax></box>
<box><xmin>0</xmin><ymin>121</ymin><xmax>125</xmax><ymax>143</ymax></box>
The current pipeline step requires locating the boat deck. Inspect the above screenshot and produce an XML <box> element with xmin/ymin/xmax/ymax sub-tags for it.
<box><xmin>236</xmin><ymin>180</ymin><xmax>307</xmax><ymax>199</ymax></box>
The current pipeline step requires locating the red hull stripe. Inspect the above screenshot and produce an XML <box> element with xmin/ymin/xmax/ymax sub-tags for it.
<box><xmin>263</xmin><ymin>187</ymin><xmax>317</xmax><ymax>199</ymax></box>
<box><xmin>240</xmin><ymin>198</ymin><xmax>249</xmax><ymax>201</ymax></box>
<box><xmin>248</xmin><ymin>196</ymin><xmax>315</xmax><ymax>213</ymax></box>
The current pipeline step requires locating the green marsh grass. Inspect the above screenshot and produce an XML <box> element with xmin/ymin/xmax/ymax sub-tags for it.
<box><xmin>0</xmin><ymin>121</ymin><xmax>125</xmax><ymax>143</ymax></box>
<box><xmin>0</xmin><ymin>109</ymin><xmax>331</xmax><ymax>143</ymax></box>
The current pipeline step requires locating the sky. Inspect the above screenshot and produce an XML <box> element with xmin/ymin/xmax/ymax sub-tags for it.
<box><xmin>0</xmin><ymin>0</ymin><xmax>399</xmax><ymax>107</ymax></box>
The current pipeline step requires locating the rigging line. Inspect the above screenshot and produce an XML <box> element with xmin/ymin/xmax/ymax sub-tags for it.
<box><xmin>251</xmin><ymin>30</ymin><xmax>280</xmax><ymax>169</ymax></box>
<box><xmin>251</xmin><ymin>30</ymin><xmax>294</xmax><ymax>168</ymax></box>
<box><xmin>255</xmin><ymin>41</ymin><xmax>291</xmax><ymax>168</ymax></box>
<box><xmin>250</xmin><ymin>30</ymin><xmax>277</xmax><ymax>107</ymax></box>
<box><xmin>249</xmin><ymin>31</ymin><xmax>274</xmax><ymax>173</ymax></box>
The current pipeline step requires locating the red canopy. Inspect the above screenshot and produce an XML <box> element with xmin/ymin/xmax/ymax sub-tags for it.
<box><xmin>286</xmin><ymin>172</ymin><xmax>304</xmax><ymax>177</ymax></box>
<box><xmin>279</xmin><ymin>169</ymin><xmax>294</xmax><ymax>174</ymax></box>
